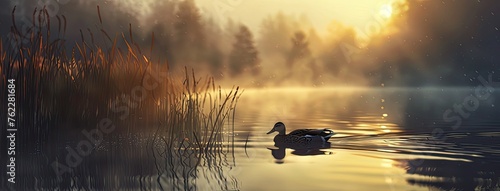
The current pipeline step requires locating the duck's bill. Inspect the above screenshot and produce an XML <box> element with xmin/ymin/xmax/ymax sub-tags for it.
<box><xmin>266</xmin><ymin>130</ymin><xmax>275</xmax><ymax>134</ymax></box>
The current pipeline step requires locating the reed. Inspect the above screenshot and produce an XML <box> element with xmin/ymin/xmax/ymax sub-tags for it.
<box><xmin>153</xmin><ymin>66</ymin><xmax>241</xmax><ymax>149</ymax></box>
<box><xmin>151</xmin><ymin>69</ymin><xmax>242</xmax><ymax>190</ymax></box>
<box><xmin>0</xmin><ymin>6</ymin><xmax>242</xmax><ymax>190</ymax></box>
<box><xmin>1</xmin><ymin>6</ymin><xmax>241</xmax><ymax>157</ymax></box>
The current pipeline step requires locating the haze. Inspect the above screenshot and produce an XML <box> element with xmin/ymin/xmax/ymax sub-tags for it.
<box><xmin>1</xmin><ymin>0</ymin><xmax>499</xmax><ymax>87</ymax></box>
<box><xmin>195</xmin><ymin>0</ymin><xmax>401</xmax><ymax>36</ymax></box>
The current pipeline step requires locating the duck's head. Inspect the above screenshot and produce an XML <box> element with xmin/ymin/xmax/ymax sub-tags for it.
<box><xmin>267</xmin><ymin>122</ymin><xmax>286</xmax><ymax>135</ymax></box>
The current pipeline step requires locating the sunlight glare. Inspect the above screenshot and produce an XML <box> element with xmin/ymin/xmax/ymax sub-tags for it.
<box><xmin>381</xmin><ymin>159</ymin><xmax>393</xmax><ymax>168</ymax></box>
<box><xmin>379</xmin><ymin>4</ymin><xmax>393</xmax><ymax>18</ymax></box>
<box><xmin>194</xmin><ymin>0</ymin><xmax>408</xmax><ymax>39</ymax></box>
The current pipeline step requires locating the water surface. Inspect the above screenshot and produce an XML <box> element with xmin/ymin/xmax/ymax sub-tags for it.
<box><xmin>8</xmin><ymin>87</ymin><xmax>500</xmax><ymax>191</ymax></box>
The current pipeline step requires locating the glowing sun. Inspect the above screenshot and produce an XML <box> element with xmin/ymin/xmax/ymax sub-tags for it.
<box><xmin>379</xmin><ymin>4</ymin><xmax>394</xmax><ymax>18</ymax></box>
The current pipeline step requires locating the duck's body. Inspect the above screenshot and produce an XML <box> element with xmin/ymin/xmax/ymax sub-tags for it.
<box><xmin>267</xmin><ymin>122</ymin><xmax>335</xmax><ymax>148</ymax></box>
<box><xmin>287</xmin><ymin>129</ymin><xmax>334</xmax><ymax>141</ymax></box>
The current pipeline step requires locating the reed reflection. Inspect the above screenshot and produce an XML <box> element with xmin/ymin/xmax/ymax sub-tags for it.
<box><xmin>152</xmin><ymin>131</ymin><xmax>240</xmax><ymax>191</ymax></box>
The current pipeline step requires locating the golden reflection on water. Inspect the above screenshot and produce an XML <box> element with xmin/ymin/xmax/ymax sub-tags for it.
<box><xmin>226</xmin><ymin>87</ymin><xmax>500</xmax><ymax>191</ymax></box>
<box><xmin>30</xmin><ymin>88</ymin><xmax>495</xmax><ymax>190</ymax></box>
<box><xmin>235</xmin><ymin>87</ymin><xmax>403</xmax><ymax>135</ymax></box>
<box><xmin>236</xmin><ymin>149</ymin><xmax>422</xmax><ymax>191</ymax></box>
<box><xmin>17</xmin><ymin>87</ymin><xmax>489</xmax><ymax>190</ymax></box>
<box><xmin>226</xmin><ymin>88</ymin><xmax>413</xmax><ymax>190</ymax></box>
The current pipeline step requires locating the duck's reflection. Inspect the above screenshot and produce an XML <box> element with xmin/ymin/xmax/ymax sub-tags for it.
<box><xmin>269</xmin><ymin>147</ymin><xmax>286</xmax><ymax>163</ymax></box>
<box><xmin>291</xmin><ymin>148</ymin><xmax>333</xmax><ymax>156</ymax></box>
<box><xmin>268</xmin><ymin>140</ymin><xmax>333</xmax><ymax>163</ymax></box>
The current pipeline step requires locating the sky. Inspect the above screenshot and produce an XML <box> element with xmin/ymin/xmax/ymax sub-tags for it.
<box><xmin>195</xmin><ymin>0</ymin><xmax>404</xmax><ymax>37</ymax></box>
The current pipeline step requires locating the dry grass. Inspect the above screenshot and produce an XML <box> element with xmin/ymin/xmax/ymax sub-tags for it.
<box><xmin>1</xmin><ymin>6</ymin><xmax>241</xmax><ymax>154</ymax></box>
<box><xmin>0</xmin><ymin>6</ymin><xmax>242</xmax><ymax>191</ymax></box>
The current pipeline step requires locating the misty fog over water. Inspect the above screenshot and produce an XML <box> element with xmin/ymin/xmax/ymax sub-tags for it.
<box><xmin>2</xmin><ymin>0</ymin><xmax>500</xmax><ymax>190</ymax></box>
<box><xmin>2</xmin><ymin>0</ymin><xmax>499</xmax><ymax>88</ymax></box>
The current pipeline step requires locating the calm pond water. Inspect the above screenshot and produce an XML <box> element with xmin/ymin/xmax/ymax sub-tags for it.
<box><xmin>5</xmin><ymin>87</ymin><xmax>500</xmax><ymax>191</ymax></box>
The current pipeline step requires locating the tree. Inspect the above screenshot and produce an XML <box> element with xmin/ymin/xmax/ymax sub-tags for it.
<box><xmin>173</xmin><ymin>0</ymin><xmax>205</xmax><ymax>64</ymax></box>
<box><xmin>258</xmin><ymin>12</ymin><xmax>294</xmax><ymax>57</ymax></box>
<box><xmin>142</xmin><ymin>0</ymin><xmax>178</xmax><ymax>64</ymax></box>
<box><xmin>287</xmin><ymin>31</ymin><xmax>311</xmax><ymax>66</ymax></box>
<box><xmin>229</xmin><ymin>25</ymin><xmax>260</xmax><ymax>76</ymax></box>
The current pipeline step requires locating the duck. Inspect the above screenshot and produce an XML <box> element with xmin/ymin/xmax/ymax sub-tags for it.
<box><xmin>266</xmin><ymin>122</ymin><xmax>335</xmax><ymax>148</ymax></box>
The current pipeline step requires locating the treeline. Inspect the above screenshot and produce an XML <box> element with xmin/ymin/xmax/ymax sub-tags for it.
<box><xmin>4</xmin><ymin>0</ymin><xmax>496</xmax><ymax>87</ymax></box>
<box><xmin>1</xmin><ymin>0</ymin><xmax>366</xmax><ymax>86</ymax></box>
<box><xmin>132</xmin><ymin>0</ymin><xmax>357</xmax><ymax>86</ymax></box>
